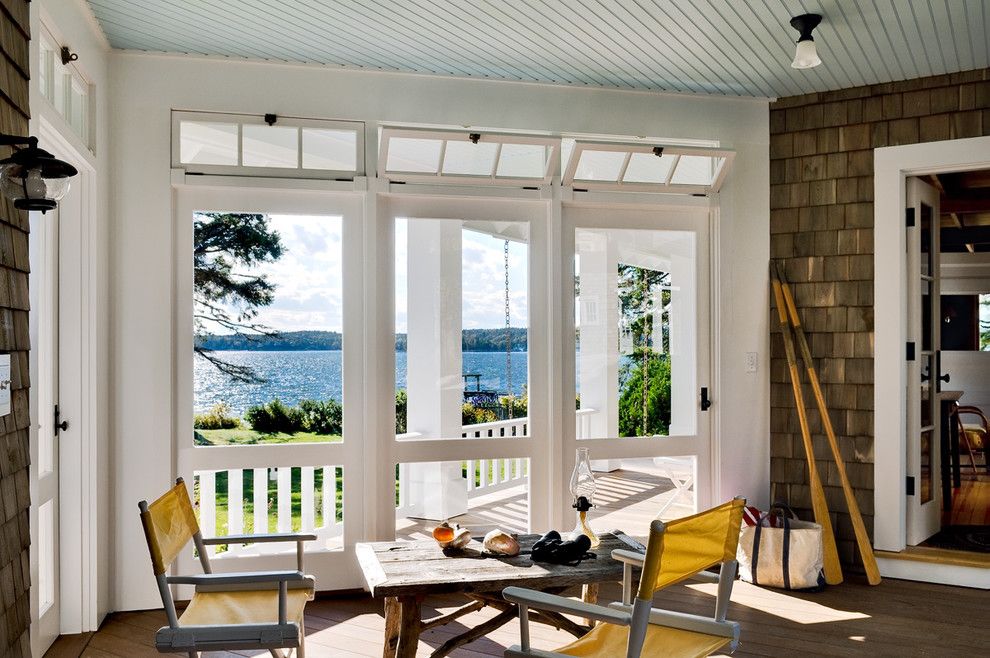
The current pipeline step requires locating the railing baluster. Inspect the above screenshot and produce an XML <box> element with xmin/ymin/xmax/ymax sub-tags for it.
<box><xmin>254</xmin><ymin>468</ymin><xmax>268</xmax><ymax>534</ymax></box>
<box><xmin>301</xmin><ymin>467</ymin><xmax>315</xmax><ymax>532</ymax></box>
<box><xmin>322</xmin><ymin>466</ymin><xmax>333</xmax><ymax>528</ymax></box>
<box><xmin>199</xmin><ymin>471</ymin><xmax>216</xmax><ymax>556</ymax></box>
<box><xmin>277</xmin><ymin>467</ymin><xmax>292</xmax><ymax>533</ymax></box>
<box><xmin>515</xmin><ymin>458</ymin><xmax>522</xmax><ymax>480</ymax></box>
<box><xmin>227</xmin><ymin>468</ymin><xmax>243</xmax><ymax>536</ymax></box>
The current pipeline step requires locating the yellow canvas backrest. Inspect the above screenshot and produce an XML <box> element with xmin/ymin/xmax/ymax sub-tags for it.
<box><xmin>636</xmin><ymin>498</ymin><xmax>746</xmax><ymax>600</ymax></box>
<box><xmin>139</xmin><ymin>479</ymin><xmax>200</xmax><ymax>575</ymax></box>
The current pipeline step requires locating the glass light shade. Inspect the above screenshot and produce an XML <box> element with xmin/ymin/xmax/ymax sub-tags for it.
<box><xmin>0</xmin><ymin>141</ymin><xmax>77</xmax><ymax>213</ymax></box>
<box><xmin>791</xmin><ymin>39</ymin><xmax>821</xmax><ymax>69</ymax></box>
<box><xmin>569</xmin><ymin>447</ymin><xmax>596</xmax><ymax>504</ymax></box>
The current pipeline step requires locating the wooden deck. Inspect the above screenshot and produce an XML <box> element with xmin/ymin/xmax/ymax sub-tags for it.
<box><xmin>396</xmin><ymin>461</ymin><xmax>694</xmax><ymax>543</ymax></box>
<box><xmin>48</xmin><ymin>577</ymin><xmax>988</xmax><ymax>657</ymax></box>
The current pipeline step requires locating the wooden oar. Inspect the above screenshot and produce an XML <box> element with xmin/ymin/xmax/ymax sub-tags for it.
<box><xmin>770</xmin><ymin>265</ymin><xmax>843</xmax><ymax>585</ymax></box>
<box><xmin>774</xmin><ymin>261</ymin><xmax>881</xmax><ymax>585</ymax></box>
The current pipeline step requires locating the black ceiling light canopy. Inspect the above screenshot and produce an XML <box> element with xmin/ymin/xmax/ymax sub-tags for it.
<box><xmin>0</xmin><ymin>134</ymin><xmax>78</xmax><ymax>213</ymax></box>
<box><xmin>790</xmin><ymin>13</ymin><xmax>823</xmax><ymax>69</ymax></box>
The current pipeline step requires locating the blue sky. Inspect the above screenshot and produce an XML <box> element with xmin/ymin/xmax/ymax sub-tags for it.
<box><xmin>206</xmin><ymin>213</ymin><xmax>528</xmax><ymax>334</ymax></box>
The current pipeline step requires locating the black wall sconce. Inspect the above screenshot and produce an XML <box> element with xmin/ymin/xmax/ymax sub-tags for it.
<box><xmin>0</xmin><ymin>134</ymin><xmax>78</xmax><ymax>212</ymax></box>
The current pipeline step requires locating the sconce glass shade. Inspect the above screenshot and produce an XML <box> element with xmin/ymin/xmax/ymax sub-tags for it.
<box><xmin>0</xmin><ymin>142</ymin><xmax>77</xmax><ymax>212</ymax></box>
<box><xmin>791</xmin><ymin>39</ymin><xmax>821</xmax><ymax>69</ymax></box>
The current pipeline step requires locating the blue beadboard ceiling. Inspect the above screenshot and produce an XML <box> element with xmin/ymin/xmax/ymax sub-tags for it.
<box><xmin>86</xmin><ymin>0</ymin><xmax>989</xmax><ymax>98</ymax></box>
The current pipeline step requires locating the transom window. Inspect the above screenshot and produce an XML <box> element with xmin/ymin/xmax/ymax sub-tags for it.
<box><xmin>172</xmin><ymin>111</ymin><xmax>364</xmax><ymax>179</ymax></box>
<box><xmin>563</xmin><ymin>141</ymin><xmax>733</xmax><ymax>193</ymax></box>
<box><xmin>378</xmin><ymin>127</ymin><xmax>559</xmax><ymax>185</ymax></box>
<box><xmin>38</xmin><ymin>26</ymin><xmax>94</xmax><ymax>150</ymax></box>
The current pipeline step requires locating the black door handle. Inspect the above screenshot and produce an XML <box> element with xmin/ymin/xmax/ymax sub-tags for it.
<box><xmin>700</xmin><ymin>387</ymin><xmax>712</xmax><ymax>411</ymax></box>
<box><xmin>939</xmin><ymin>373</ymin><xmax>950</xmax><ymax>384</ymax></box>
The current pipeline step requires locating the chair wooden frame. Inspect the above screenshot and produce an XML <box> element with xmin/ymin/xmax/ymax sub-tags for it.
<box><xmin>139</xmin><ymin>477</ymin><xmax>317</xmax><ymax>658</ymax></box>
<box><xmin>954</xmin><ymin>405</ymin><xmax>990</xmax><ymax>474</ymax></box>
<box><xmin>502</xmin><ymin>498</ymin><xmax>745</xmax><ymax>658</ymax></box>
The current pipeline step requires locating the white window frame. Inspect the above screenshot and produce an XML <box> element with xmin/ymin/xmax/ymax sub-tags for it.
<box><xmin>378</xmin><ymin>127</ymin><xmax>560</xmax><ymax>187</ymax></box>
<box><xmin>171</xmin><ymin>111</ymin><xmax>366</xmax><ymax>180</ymax></box>
<box><xmin>37</xmin><ymin>23</ymin><xmax>95</xmax><ymax>153</ymax></box>
<box><xmin>562</xmin><ymin>140</ymin><xmax>734</xmax><ymax>195</ymax></box>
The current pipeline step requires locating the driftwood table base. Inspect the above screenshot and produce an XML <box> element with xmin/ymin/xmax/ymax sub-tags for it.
<box><xmin>382</xmin><ymin>588</ymin><xmax>595</xmax><ymax>658</ymax></box>
<box><xmin>359</xmin><ymin>533</ymin><xmax>628</xmax><ymax>658</ymax></box>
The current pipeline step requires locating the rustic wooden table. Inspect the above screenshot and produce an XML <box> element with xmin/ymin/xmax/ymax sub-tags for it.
<box><xmin>356</xmin><ymin>532</ymin><xmax>628</xmax><ymax>658</ymax></box>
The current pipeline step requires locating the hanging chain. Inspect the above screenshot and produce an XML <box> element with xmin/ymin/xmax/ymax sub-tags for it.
<box><xmin>505</xmin><ymin>239</ymin><xmax>513</xmax><ymax>419</ymax></box>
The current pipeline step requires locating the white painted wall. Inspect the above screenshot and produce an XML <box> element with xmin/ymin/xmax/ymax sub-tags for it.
<box><xmin>32</xmin><ymin>0</ymin><xmax>112</xmax><ymax>632</ymax></box>
<box><xmin>108</xmin><ymin>52</ymin><xmax>770</xmax><ymax>610</ymax></box>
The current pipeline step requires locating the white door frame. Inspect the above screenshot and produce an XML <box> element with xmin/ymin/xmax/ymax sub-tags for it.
<box><xmin>874</xmin><ymin>136</ymin><xmax>990</xmax><ymax>552</ymax></box>
<box><xmin>558</xmin><ymin>192</ymin><xmax>715</xmax><ymax>527</ymax></box>
<box><xmin>172</xmin><ymin>181</ymin><xmax>367</xmax><ymax>590</ymax></box>
<box><xmin>28</xmin><ymin>115</ymin><xmax>101</xmax><ymax>649</ymax></box>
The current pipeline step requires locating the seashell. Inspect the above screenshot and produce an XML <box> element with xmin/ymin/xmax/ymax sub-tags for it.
<box><xmin>433</xmin><ymin>521</ymin><xmax>455</xmax><ymax>543</ymax></box>
<box><xmin>446</xmin><ymin>526</ymin><xmax>472</xmax><ymax>549</ymax></box>
<box><xmin>483</xmin><ymin>529</ymin><xmax>520</xmax><ymax>556</ymax></box>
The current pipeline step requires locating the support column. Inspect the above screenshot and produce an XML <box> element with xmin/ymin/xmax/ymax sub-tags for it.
<box><xmin>577</xmin><ymin>232</ymin><xmax>621</xmax><ymax>471</ymax></box>
<box><xmin>668</xmin><ymin>241</ymin><xmax>696</xmax><ymax>437</ymax></box>
<box><xmin>406</xmin><ymin>219</ymin><xmax>468</xmax><ymax>520</ymax></box>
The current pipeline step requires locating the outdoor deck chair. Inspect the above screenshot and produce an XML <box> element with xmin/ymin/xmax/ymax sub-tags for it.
<box><xmin>503</xmin><ymin>497</ymin><xmax>746</xmax><ymax>658</ymax></box>
<box><xmin>139</xmin><ymin>477</ymin><xmax>316</xmax><ymax>657</ymax></box>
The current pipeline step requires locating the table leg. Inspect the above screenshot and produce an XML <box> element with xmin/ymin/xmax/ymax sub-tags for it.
<box><xmin>950</xmin><ymin>413</ymin><xmax>961</xmax><ymax>488</ymax></box>
<box><xmin>581</xmin><ymin>583</ymin><xmax>599</xmax><ymax>626</ymax></box>
<box><xmin>395</xmin><ymin>595</ymin><xmax>423</xmax><ymax>658</ymax></box>
<box><xmin>941</xmin><ymin>402</ymin><xmax>952</xmax><ymax>513</ymax></box>
<box><xmin>383</xmin><ymin>597</ymin><xmax>401</xmax><ymax>658</ymax></box>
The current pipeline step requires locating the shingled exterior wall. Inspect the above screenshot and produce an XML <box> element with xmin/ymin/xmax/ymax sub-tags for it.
<box><xmin>769</xmin><ymin>68</ymin><xmax>990</xmax><ymax>568</ymax></box>
<box><xmin>0</xmin><ymin>0</ymin><xmax>31</xmax><ymax>654</ymax></box>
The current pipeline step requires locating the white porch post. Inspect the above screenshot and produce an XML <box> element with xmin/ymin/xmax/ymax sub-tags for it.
<box><xmin>668</xmin><ymin>245</ymin><xmax>696</xmax><ymax>437</ymax></box>
<box><xmin>406</xmin><ymin>219</ymin><xmax>468</xmax><ymax>519</ymax></box>
<box><xmin>577</xmin><ymin>232</ymin><xmax>621</xmax><ymax>471</ymax></box>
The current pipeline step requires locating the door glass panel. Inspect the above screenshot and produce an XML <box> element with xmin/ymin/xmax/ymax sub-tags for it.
<box><xmin>242</xmin><ymin>125</ymin><xmax>299</xmax><ymax>168</ymax></box>
<box><xmin>920</xmin><ymin>202</ymin><xmax>933</xmax><ymax>278</ymax></box>
<box><xmin>194</xmin><ymin>467</ymin><xmax>343</xmax><ymax>553</ymax></box>
<box><xmin>38</xmin><ymin>500</ymin><xmax>55</xmax><ymax>613</ymax></box>
<box><xmin>395</xmin><ymin>218</ymin><xmax>529</xmax><ymax>440</ymax></box>
<box><xmin>575</xmin><ymin>228</ymin><xmax>696</xmax><ymax>438</ymax></box>
<box><xmin>394</xmin><ymin>459</ymin><xmax>529</xmax><ymax>540</ymax></box>
<box><xmin>180</xmin><ymin>121</ymin><xmax>239</xmax><ymax>165</ymax></box>
<box><xmin>920</xmin><ymin>431</ymin><xmax>934</xmax><ymax>504</ymax></box>
<box><xmin>193</xmin><ymin>212</ymin><xmax>344</xmax><ymax>445</ymax></box>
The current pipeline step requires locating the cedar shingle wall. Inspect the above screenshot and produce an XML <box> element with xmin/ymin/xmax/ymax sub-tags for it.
<box><xmin>770</xmin><ymin>68</ymin><xmax>990</xmax><ymax>568</ymax></box>
<box><xmin>0</xmin><ymin>1</ymin><xmax>30</xmax><ymax>655</ymax></box>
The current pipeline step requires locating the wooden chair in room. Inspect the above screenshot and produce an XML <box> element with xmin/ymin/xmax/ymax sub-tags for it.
<box><xmin>955</xmin><ymin>405</ymin><xmax>990</xmax><ymax>474</ymax></box>
<box><xmin>503</xmin><ymin>498</ymin><xmax>746</xmax><ymax>658</ymax></box>
<box><xmin>139</xmin><ymin>478</ymin><xmax>316</xmax><ymax>657</ymax></box>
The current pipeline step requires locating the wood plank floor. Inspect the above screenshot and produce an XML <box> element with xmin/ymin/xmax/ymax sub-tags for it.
<box><xmin>946</xmin><ymin>474</ymin><xmax>990</xmax><ymax>526</ymax></box>
<box><xmin>47</xmin><ymin>576</ymin><xmax>988</xmax><ymax>657</ymax></box>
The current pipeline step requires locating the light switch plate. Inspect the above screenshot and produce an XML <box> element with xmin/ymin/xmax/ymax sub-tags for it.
<box><xmin>0</xmin><ymin>354</ymin><xmax>10</xmax><ymax>416</ymax></box>
<box><xmin>745</xmin><ymin>351</ymin><xmax>758</xmax><ymax>373</ymax></box>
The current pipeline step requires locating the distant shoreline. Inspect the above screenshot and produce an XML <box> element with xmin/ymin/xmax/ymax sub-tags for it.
<box><xmin>197</xmin><ymin>328</ymin><xmax>528</xmax><ymax>352</ymax></box>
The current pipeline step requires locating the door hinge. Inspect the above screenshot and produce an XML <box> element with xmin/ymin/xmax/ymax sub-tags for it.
<box><xmin>54</xmin><ymin>405</ymin><xmax>68</xmax><ymax>436</ymax></box>
<box><xmin>700</xmin><ymin>387</ymin><xmax>712</xmax><ymax>411</ymax></box>
<box><xmin>906</xmin><ymin>207</ymin><xmax>915</xmax><ymax>227</ymax></box>
<box><xmin>906</xmin><ymin>342</ymin><xmax>915</xmax><ymax>361</ymax></box>
<box><xmin>906</xmin><ymin>476</ymin><xmax>915</xmax><ymax>496</ymax></box>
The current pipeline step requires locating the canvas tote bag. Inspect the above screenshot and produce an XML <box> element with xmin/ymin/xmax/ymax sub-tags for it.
<box><xmin>736</xmin><ymin>504</ymin><xmax>825</xmax><ymax>590</ymax></box>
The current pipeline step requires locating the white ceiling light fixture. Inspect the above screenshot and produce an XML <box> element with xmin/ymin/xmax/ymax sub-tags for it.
<box><xmin>790</xmin><ymin>13</ymin><xmax>823</xmax><ymax>69</ymax></box>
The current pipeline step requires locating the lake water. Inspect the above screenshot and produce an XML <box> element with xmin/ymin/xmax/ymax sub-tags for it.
<box><xmin>194</xmin><ymin>350</ymin><xmax>529</xmax><ymax>414</ymax></box>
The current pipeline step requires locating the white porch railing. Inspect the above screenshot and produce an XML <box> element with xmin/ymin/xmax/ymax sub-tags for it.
<box><xmin>196</xmin><ymin>465</ymin><xmax>343</xmax><ymax>557</ymax></box>
<box><xmin>198</xmin><ymin>410</ymin><xmax>598</xmax><ymax>545</ymax></box>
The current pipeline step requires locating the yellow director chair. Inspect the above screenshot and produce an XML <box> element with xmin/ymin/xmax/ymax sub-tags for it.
<box><xmin>503</xmin><ymin>498</ymin><xmax>746</xmax><ymax>658</ymax></box>
<box><xmin>139</xmin><ymin>478</ymin><xmax>316</xmax><ymax>657</ymax></box>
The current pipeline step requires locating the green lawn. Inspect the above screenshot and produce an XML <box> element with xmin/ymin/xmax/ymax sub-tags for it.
<box><xmin>195</xmin><ymin>429</ymin><xmax>343</xmax><ymax>445</ymax></box>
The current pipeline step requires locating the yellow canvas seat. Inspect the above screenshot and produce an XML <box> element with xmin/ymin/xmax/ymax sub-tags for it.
<box><xmin>139</xmin><ymin>478</ymin><xmax>317</xmax><ymax>657</ymax></box>
<box><xmin>180</xmin><ymin>589</ymin><xmax>311</xmax><ymax>627</ymax></box>
<box><xmin>504</xmin><ymin>498</ymin><xmax>746</xmax><ymax>658</ymax></box>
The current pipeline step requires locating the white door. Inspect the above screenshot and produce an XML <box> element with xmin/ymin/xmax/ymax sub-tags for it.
<box><xmin>905</xmin><ymin>177</ymin><xmax>942</xmax><ymax>545</ymax></box>
<box><xmin>562</xmin><ymin>199</ymin><xmax>712</xmax><ymax>529</ymax></box>
<box><xmin>29</xmin><ymin>208</ymin><xmax>61</xmax><ymax>657</ymax></box>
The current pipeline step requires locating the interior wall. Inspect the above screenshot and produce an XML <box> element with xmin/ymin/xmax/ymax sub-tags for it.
<box><xmin>108</xmin><ymin>52</ymin><xmax>770</xmax><ymax>610</ymax></box>
<box><xmin>769</xmin><ymin>68</ymin><xmax>990</xmax><ymax>566</ymax></box>
<box><xmin>0</xmin><ymin>1</ymin><xmax>32</xmax><ymax>654</ymax></box>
